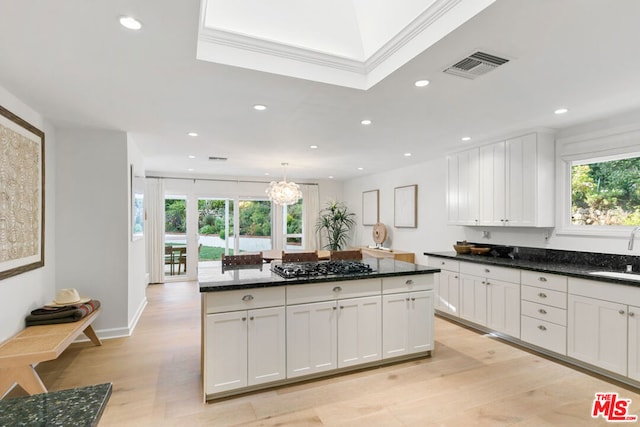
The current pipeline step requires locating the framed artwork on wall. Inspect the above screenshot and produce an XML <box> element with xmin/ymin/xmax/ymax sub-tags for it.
<box><xmin>394</xmin><ymin>184</ymin><xmax>417</xmax><ymax>228</ymax></box>
<box><xmin>362</xmin><ymin>189</ymin><xmax>379</xmax><ymax>226</ymax></box>
<box><xmin>0</xmin><ymin>105</ymin><xmax>45</xmax><ymax>280</ymax></box>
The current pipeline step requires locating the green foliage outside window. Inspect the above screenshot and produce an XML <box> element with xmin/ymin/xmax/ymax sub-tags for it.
<box><xmin>165</xmin><ymin>199</ymin><xmax>186</xmax><ymax>232</ymax></box>
<box><xmin>571</xmin><ymin>156</ymin><xmax>640</xmax><ymax>226</ymax></box>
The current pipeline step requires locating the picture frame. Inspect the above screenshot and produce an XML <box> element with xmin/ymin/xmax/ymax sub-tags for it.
<box><xmin>0</xmin><ymin>105</ymin><xmax>45</xmax><ymax>280</ymax></box>
<box><xmin>394</xmin><ymin>184</ymin><xmax>417</xmax><ymax>228</ymax></box>
<box><xmin>131</xmin><ymin>164</ymin><xmax>145</xmax><ymax>241</ymax></box>
<box><xmin>362</xmin><ymin>189</ymin><xmax>379</xmax><ymax>226</ymax></box>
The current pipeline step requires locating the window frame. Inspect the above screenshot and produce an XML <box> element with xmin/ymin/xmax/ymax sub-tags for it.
<box><xmin>556</xmin><ymin>124</ymin><xmax>640</xmax><ymax>237</ymax></box>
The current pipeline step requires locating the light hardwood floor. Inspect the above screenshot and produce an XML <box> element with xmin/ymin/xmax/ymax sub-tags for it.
<box><xmin>9</xmin><ymin>281</ymin><xmax>640</xmax><ymax>426</ymax></box>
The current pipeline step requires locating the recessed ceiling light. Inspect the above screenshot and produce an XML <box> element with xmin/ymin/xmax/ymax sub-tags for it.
<box><xmin>264</xmin><ymin>172</ymin><xmax>270</xmax><ymax>176</ymax></box>
<box><xmin>188</xmin><ymin>155</ymin><xmax>196</xmax><ymax>159</ymax></box>
<box><xmin>357</xmin><ymin>167</ymin><xmax>364</xmax><ymax>170</ymax></box>
<box><xmin>461</xmin><ymin>136</ymin><xmax>472</xmax><ymax>141</ymax></box>
<box><xmin>361</xmin><ymin>119</ymin><xmax>372</xmax><ymax>125</ymax></box>
<box><xmin>310</xmin><ymin>145</ymin><xmax>318</xmax><ymax>149</ymax></box>
<box><xmin>253</xmin><ymin>104</ymin><xmax>267</xmax><ymax>111</ymax></box>
<box><xmin>328</xmin><ymin>176</ymin><xmax>334</xmax><ymax>179</ymax></box>
<box><xmin>187</xmin><ymin>132</ymin><xmax>198</xmax><ymax>137</ymax></box>
<box><xmin>414</xmin><ymin>80</ymin><xmax>430</xmax><ymax>87</ymax></box>
<box><xmin>187</xmin><ymin>168</ymin><xmax>194</xmax><ymax>172</ymax></box>
<box><xmin>119</xmin><ymin>16</ymin><xmax>142</xmax><ymax>31</ymax></box>
<box><xmin>554</xmin><ymin>108</ymin><xmax>569</xmax><ymax>115</ymax></box>
<box><xmin>404</xmin><ymin>152</ymin><xmax>412</xmax><ymax>157</ymax></box>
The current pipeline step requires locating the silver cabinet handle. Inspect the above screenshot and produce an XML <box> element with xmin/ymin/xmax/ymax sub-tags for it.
<box><xmin>539</xmin><ymin>308</ymin><xmax>547</xmax><ymax>315</ymax></box>
<box><xmin>505</xmin><ymin>219</ymin><xmax>509</xmax><ymax>223</ymax></box>
<box><xmin>250</xmin><ymin>316</ymin><xmax>254</xmax><ymax>320</ymax></box>
<box><xmin>411</xmin><ymin>298</ymin><xmax>416</xmax><ymax>301</ymax></box>
<box><xmin>340</xmin><ymin>306</ymin><xmax>344</xmax><ymax>310</ymax></box>
<box><xmin>242</xmin><ymin>317</ymin><xmax>246</xmax><ymax>321</ymax></box>
<box><xmin>406</xmin><ymin>297</ymin><xmax>410</xmax><ymax>301</ymax></box>
<box><xmin>406</xmin><ymin>279</ymin><xmax>414</xmax><ymax>285</ymax></box>
<box><xmin>538</xmin><ymin>292</ymin><xmax>547</xmax><ymax>298</ymax></box>
<box><xmin>538</xmin><ymin>325</ymin><xmax>547</xmax><ymax>331</ymax></box>
<box><xmin>484</xmin><ymin>268</ymin><xmax>490</xmax><ymax>273</ymax></box>
<box><xmin>539</xmin><ymin>277</ymin><xmax>547</xmax><ymax>282</ymax></box>
<box><xmin>242</xmin><ymin>295</ymin><xmax>254</xmax><ymax>302</ymax></box>
<box><xmin>630</xmin><ymin>312</ymin><xmax>636</xmax><ymax>317</ymax></box>
<box><xmin>620</xmin><ymin>309</ymin><xmax>626</xmax><ymax>315</ymax></box>
<box><xmin>332</xmin><ymin>306</ymin><xmax>337</xmax><ymax>310</ymax></box>
<box><xmin>441</xmin><ymin>261</ymin><xmax>445</xmax><ymax>265</ymax></box>
<box><xmin>454</xmin><ymin>275</ymin><xmax>459</xmax><ymax>279</ymax></box>
<box><xmin>333</xmin><ymin>286</ymin><xmax>342</xmax><ymax>292</ymax></box>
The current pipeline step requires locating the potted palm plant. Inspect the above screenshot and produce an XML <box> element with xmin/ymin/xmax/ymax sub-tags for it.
<box><xmin>316</xmin><ymin>201</ymin><xmax>356</xmax><ymax>250</ymax></box>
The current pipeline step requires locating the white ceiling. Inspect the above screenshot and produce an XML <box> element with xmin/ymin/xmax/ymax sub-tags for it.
<box><xmin>197</xmin><ymin>0</ymin><xmax>495</xmax><ymax>89</ymax></box>
<box><xmin>1</xmin><ymin>0</ymin><xmax>640</xmax><ymax>182</ymax></box>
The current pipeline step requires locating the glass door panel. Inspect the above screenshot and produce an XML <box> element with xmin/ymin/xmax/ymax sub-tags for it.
<box><xmin>164</xmin><ymin>196</ymin><xmax>188</xmax><ymax>280</ymax></box>
<box><xmin>284</xmin><ymin>199</ymin><xmax>303</xmax><ymax>250</ymax></box>
<box><xmin>197</xmin><ymin>198</ymin><xmax>234</xmax><ymax>281</ymax></box>
<box><xmin>238</xmin><ymin>199</ymin><xmax>272</xmax><ymax>255</ymax></box>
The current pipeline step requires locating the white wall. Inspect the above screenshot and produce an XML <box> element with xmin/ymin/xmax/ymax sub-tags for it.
<box><xmin>0</xmin><ymin>86</ymin><xmax>56</xmax><ymax>342</ymax></box>
<box><xmin>55</xmin><ymin>128</ymin><xmax>131</xmax><ymax>338</ymax></box>
<box><xmin>344</xmin><ymin>109</ymin><xmax>640</xmax><ymax>260</ymax></box>
<box><xmin>344</xmin><ymin>158</ymin><xmax>461</xmax><ymax>266</ymax></box>
<box><xmin>127</xmin><ymin>136</ymin><xmax>147</xmax><ymax>331</ymax></box>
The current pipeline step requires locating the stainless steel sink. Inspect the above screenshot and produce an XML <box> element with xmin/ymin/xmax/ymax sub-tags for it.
<box><xmin>589</xmin><ymin>271</ymin><xmax>640</xmax><ymax>281</ymax></box>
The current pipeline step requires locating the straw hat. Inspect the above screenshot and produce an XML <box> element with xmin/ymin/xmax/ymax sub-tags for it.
<box><xmin>46</xmin><ymin>288</ymin><xmax>91</xmax><ymax>307</ymax></box>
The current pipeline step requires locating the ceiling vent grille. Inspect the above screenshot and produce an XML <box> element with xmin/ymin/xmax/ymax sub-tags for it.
<box><xmin>443</xmin><ymin>51</ymin><xmax>509</xmax><ymax>79</ymax></box>
<box><xmin>208</xmin><ymin>156</ymin><xmax>228</xmax><ymax>161</ymax></box>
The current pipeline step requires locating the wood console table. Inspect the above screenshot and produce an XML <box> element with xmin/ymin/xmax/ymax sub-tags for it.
<box><xmin>360</xmin><ymin>247</ymin><xmax>415</xmax><ymax>263</ymax></box>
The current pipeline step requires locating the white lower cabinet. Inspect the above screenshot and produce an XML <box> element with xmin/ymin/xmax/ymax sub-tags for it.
<box><xmin>487</xmin><ymin>279</ymin><xmax>520</xmax><ymax>337</ymax></box>
<box><xmin>337</xmin><ymin>296</ymin><xmax>382</xmax><ymax>368</ymax></box>
<box><xmin>567</xmin><ymin>294</ymin><xmax>627</xmax><ymax>375</ymax></box>
<box><xmin>205</xmin><ymin>306</ymin><xmax>286</xmax><ymax>395</ymax></box>
<box><xmin>286</xmin><ymin>301</ymin><xmax>338</xmax><ymax>378</ymax></box>
<box><xmin>382</xmin><ymin>291</ymin><xmax>434</xmax><ymax>358</ymax></box>
<box><xmin>628</xmin><ymin>305</ymin><xmax>640</xmax><ymax>381</ymax></box>
<box><xmin>459</xmin><ymin>274</ymin><xmax>488</xmax><ymax>326</ymax></box>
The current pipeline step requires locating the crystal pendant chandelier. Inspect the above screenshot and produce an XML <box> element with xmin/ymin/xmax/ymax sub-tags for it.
<box><xmin>266</xmin><ymin>163</ymin><xmax>303</xmax><ymax>206</ymax></box>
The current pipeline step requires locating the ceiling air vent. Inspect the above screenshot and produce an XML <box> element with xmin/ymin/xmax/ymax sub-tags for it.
<box><xmin>208</xmin><ymin>156</ymin><xmax>228</xmax><ymax>161</ymax></box>
<box><xmin>443</xmin><ymin>51</ymin><xmax>509</xmax><ymax>79</ymax></box>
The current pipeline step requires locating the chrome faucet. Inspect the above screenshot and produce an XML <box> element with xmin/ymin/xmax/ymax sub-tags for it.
<box><xmin>629</xmin><ymin>226</ymin><xmax>640</xmax><ymax>251</ymax></box>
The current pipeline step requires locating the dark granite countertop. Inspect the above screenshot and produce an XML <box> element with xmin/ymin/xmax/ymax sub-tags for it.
<box><xmin>0</xmin><ymin>383</ymin><xmax>112</xmax><ymax>427</ymax></box>
<box><xmin>424</xmin><ymin>251</ymin><xmax>640</xmax><ymax>287</ymax></box>
<box><xmin>199</xmin><ymin>257</ymin><xmax>440</xmax><ymax>292</ymax></box>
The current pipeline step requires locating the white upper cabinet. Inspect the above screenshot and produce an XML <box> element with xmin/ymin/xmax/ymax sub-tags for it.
<box><xmin>448</xmin><ymin>132</ymin><xmax>555</xmax><ymax>227</ymax></box>
<box><xmin>447</xmin><ymin>148</ymin><xmax>480</xmax><ymax>225</ymax></box>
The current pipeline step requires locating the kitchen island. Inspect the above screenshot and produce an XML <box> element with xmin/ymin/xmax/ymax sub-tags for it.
<box><xmin>199</xmin><ymin>258</ymin><xmax>439</xmax><ymax>401</ymax></box>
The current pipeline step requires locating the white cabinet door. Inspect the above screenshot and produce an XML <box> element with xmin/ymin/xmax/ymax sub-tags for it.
<box><xmin>248</xmin><ymin>306</ymin><xmax>286</xmax><ymax>386</ymax></box>
<box><xmin>459</xmin><ymin>274</ymin><xmax>487</xmax><ymax>326</ymax></box>
<box><xmin>286</xmin><ymin>301</ymin><xmax>337</xmax><ymax>378</ymax></box>
<box><xmin>408</xmin><ymin>291</ymin><xmax>434</xmax><ymax>353</ymax></box>
<box><xmin>568</xmin><ymin>294</ymin><xmax>627</xmax><ymax>375</ymax></box>
<box><xmin>479</xmin><ymin>141</ymin><xmax>506</xmax><ymax>226</ymax></box>
<box><xmin>439</xmin><ymin>270</ymin><xmax>460</xmax><ymax>317</ymax></box>
<box><xmin>338</xmin><ymin>296</ymin><xmax>382</xmax><ymax>368</ymax></box>
<box><xmin>487</xmin><ymin>279</ymin><xmax>520</xmax><ymax>338</ymax></box>
<box><xmin>628</xmin><ymin>305</ymin><xmax>640</xmax><ymax>381</ymax></box>
<box><xmin>205</xmin><ymin>311</ymin><xmax>248</xmax><ymax>394</ymax></box>
<box><xmin>447</xmin><ymin>149</ymin><xmax>480</xmax><ymax>225</ymax></box>
<box><xmin>382</xmin><ymin>291</ymin><xmax>434</xmax><ymax>359</ymax></box>
<box><xmin>382</xmin><ymin>293</ymin><xmax>410</xmax><ymax>358</ymax></box>
<box><xmin>505</xmin><ymin>134</ymin><xmax>537</xmax><ymax>227</ymax></box>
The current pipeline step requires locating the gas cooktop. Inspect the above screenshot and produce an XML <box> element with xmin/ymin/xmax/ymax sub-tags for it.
<box><xmin>271</xmin><ymin>261</ymin><xmax>375</xmax><ymax>279</ymax></box>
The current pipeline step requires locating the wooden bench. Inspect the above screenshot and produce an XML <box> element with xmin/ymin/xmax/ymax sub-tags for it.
<box><xmin>0</xmin><ymin>308</ymin><xmax>102</xmax><ymax>398</ymax></box>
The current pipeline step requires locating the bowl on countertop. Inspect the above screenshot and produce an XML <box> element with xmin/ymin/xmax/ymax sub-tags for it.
<box><xmin>470</xmin><ymin>247</ymin><xmax>491</xmax><ymax>255</ymax></box>
<box><xmin>453</xmin><ymin>244</ymin><xmax>474</xmax><ymax>254</ymax></box>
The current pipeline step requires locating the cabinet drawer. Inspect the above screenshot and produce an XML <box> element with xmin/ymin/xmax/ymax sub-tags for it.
<box><xmin>382</xmin><ymin>275</ymin><xmax>433</xmax><ymax>294</ymax></box>
<box><xmin>521</xmin><ymin>285</ymin><xmax>567</xmax><ymax>309</ymax></box>
<box><xmin>286</xmin><ymin>279</ymin><xmax>381</xmax><ymax>305</ymax></box>
<box><xmin>206</xmin><ymin>287</ymin><xmax>285</xmax><ymax>314</ymax></box>
<box><xmin>521</xmin><ymin>315</ymin><xmax>567</xmax><ymax>355</ymax></box>
<box><xmin>427</xmin><ymin>257</ymin><xmax>459</xmax><ymax>272</ymax></box>
<box><xmin>459</xmin><ymin>263</ymin><xmax>519</xmax><ymax>283</ymax></box>
<box><xmin>521</xmin><ymin>300</ymin><xmax>567</xmax><ymax>326</ymax></box>
<box><xmin>521</xmin><ymin>271</ymin><xmax>567</xmax><ymax>292</ymax></box>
